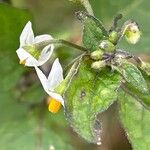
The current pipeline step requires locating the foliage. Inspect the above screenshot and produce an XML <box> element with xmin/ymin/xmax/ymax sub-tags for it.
<box><xmin>0</xmin><ymin>0</ymin><xmax>150</xmax><ymax>150</ymax></box>
<box><xmin>64</xmin><ymin>1</ymin><xmax>150</xmax><ymax>149</ymax></box>
<box><xmin>65</xmin><ymin>57</ymin><xmax>121</xmax><ymax>143</ymax></box>
<box><xmin>119</xmin><ymin>90</ymin><xmax>150</xmax><ymax>150</ymax></box>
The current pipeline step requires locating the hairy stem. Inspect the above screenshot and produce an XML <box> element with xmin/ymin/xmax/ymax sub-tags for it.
<box><xmin>80</xmin><ymin>0</ymin><xmax>94</xmax><ymax>16</ymax></box>
<box><xmin>110</xmin><ymin>14</ymin><xmax>123</xmax><ymax>32</ymax></box>
<box><xmin>35</xmin><ymin>39</ymin><xmax>88</xmax><ymax>52</ymax></box>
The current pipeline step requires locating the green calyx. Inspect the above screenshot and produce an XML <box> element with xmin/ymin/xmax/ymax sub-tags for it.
<box><xmin>23</xmin><ymin>45</ymin><xmax>41</xmax><ymax>59</ymax></box>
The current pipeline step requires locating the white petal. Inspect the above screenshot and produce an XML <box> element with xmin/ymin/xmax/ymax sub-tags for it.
<box><xmin>37</xmin><ymin>44</ymin><xmax>54</xmax><ymax>66</ymax></box>
<box><xmin>34</xmin><ymin>34</ymin><xmax>54</xmax><ymax>66</ymax></box>
<box><xmin>35</xmin><ymin>66</ymin><xmax>64</xmax><ymax>106</ymax></box>
<box><xmin>34</xmin><ymin>34</ymin><xmax>53</xmax><ymax>43</ymax></box>
<box><xmin>46</xmin><ymin>91</ymin><xmax>64</xmax><ymax>106</ymax></box>
<box><xmin>20</xmin><ymin>21</ymin><xmax>34</xmax><ymax>47</ymax></box>
<box><xmin>34</xmin><ymin>66</ymin><xmax>49</xmax><ymax>91</ymax></box>
<box><xmin>47</xmin><ymin>58</ymin><xmax>64</xmax><ymax>90</ymax></box>
<box><xmin>16</xmin><ymin>48</ymin><xmax>39</xmax><ymax>66</ymax></box>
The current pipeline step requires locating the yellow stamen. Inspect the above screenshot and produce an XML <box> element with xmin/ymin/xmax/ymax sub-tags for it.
<box><xmin>19</xmin><ymin>58</ymin><xmax>28</xmax><ymax>65</ymax></box>
<box><xmin>47</xmin><ymin>97</ymin><xmax>62</xmax><ymax>113</ymax></box>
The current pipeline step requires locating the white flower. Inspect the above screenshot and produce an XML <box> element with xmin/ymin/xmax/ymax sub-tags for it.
<box><xmin>35</xmin><ymin>58</ymin><xmax>64</xmax><ymax>108</ymax></box>
<box><xmin>16</xmin><ymin>21</ymin><xmax>54</xmax><ymax>66</ymax></box>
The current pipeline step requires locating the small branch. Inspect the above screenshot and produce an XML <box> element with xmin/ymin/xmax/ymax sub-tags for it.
<box><xmin>110</xmin><ymin>14</ymin><xmax>123</xmax><ymax>32</ymax></box>
<box><xmin>35</xmin><ymin>39</ymin><xmax>89</xmax><ymax>52</ymax></box>
<box><xmin>80</xmin><ymin>0</ymin><xmax>94</xmax><ymax>16</ymax></box>
<box><xmin>64</xmin><ymin>52</ymin><xmax>88</xmax><ymax>72</ymax></box>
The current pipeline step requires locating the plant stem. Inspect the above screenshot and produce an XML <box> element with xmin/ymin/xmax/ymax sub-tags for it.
<box><xmin>80</xmin><ymin>0</ymin><xmax>94</xmax><ymax>16</ymax></box>
<box><xmin>109</xmin><ymin>14</ymin><xmax>123</xmax><ymax>32</ymax></box>
<box><xmin>35</xmin><ymin>39</ymin><xmax>88</xmax><ymax>52</ymax></box>
<box><xmin>64</xmin><ymin>52</ymin><xmax>87</xmax><ymax>71</ymax></box>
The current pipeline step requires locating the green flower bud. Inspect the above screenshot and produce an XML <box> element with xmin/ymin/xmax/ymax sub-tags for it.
<box><xmin>91</xmin><ymin>60</ymin><xmax>106</xmax><ymax>70</ymax></box>
<box><xmin>90</xmin><ymin>49</ymin><xmax>104</xmax><ymax>60</ymax></box>
<box><xmin>99</xmin><ymin>40</ymin><xmax>115</xmax><ymax>52</ymax></box>
<box><xmin>109</xmin><ymin>31</ymin><xmax>119</xmax><ymax>44</ymax></box>
<box><xmin>124</xmin><ymin>21</ymin><xmax>141</xmax><ymax>44</ymax></box>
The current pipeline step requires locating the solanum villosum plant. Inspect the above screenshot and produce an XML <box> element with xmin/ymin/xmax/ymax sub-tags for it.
<box><xmin>16</xmin><ymin>1</ymin><xmax>150</xmax><ymax>149</ymax></box>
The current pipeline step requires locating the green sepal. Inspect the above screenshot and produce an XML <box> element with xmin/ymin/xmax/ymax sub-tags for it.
<box><xmin>64</xmin><ymin>57</ymin><xmax>121</xmax><ymax>143</ymax></box>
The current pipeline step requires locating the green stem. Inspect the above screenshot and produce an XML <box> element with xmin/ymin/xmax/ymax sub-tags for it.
<box><xmin>80</xmin><ymin>0</ymin><xmax>94</xmax><ymax>16</ymax></box>
<box><xmin>64</xmin><ymin>52</ymin><xmax>87</xmax><ymax>72</ymax></box>
<box><xmin>35</xmin><ymin>39</ymin><xmax>88</xmax><ymax>52</ymax></box>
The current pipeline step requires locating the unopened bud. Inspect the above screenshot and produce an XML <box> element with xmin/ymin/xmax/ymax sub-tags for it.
<box><xmin>123</xmin><ymin>21</ymin><xmax>141</xmax><ymax>44</ymax></box>
<box><xmin>90</xmin><ymin>50</ymin><xmax>103</xmax><ymax>60</ymax></box>
<box><xmin>91</xmin><ymin>60</ymin><xmax>106</xmax><ymax>70</ymax></box>
<box><xmin>109</xmin><ymin>31</ymin><xmax>119</xmax><ymax>44</ymax></box>
<box><xmin>99</xmin><ymin>40</ymin><xmax>115</xmax><ymax>52</ymax></box>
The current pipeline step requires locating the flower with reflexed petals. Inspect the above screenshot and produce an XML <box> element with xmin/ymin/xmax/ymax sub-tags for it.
<box><xmin>35</xmin><ymin>58</ymin><xmax>64</xmax><ymax>113</ymax></box>
<box><xmin>16</xmin><ymin>21</ymin><xmax>54</xmax><ymax>66</ymax></box>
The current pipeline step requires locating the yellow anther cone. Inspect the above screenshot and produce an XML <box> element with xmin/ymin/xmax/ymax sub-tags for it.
<box><xmin>48</xmin><ymin>97</ymin><xmax>62</xmax><ymax>113</ymax></box>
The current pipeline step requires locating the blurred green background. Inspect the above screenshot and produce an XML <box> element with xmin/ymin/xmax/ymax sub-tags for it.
<box><xmin>0</xmin><ymin>0</ymin><xmax>149</xmax><ymax>149</ymax></box>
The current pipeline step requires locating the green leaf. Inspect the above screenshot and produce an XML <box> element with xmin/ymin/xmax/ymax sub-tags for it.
<box><xmin>137</xmin><ymin>71</ymin><xmax>150</xmax><ymax>107</ymax></box>
<box><xmin>116</xmin><ymin>61</ymin><xmax>150</xmax><ymax>108</ymax></box>
<box><xmin>117</xmin><ymin>61</ymin><xmax>149</xmax><ymax>94</ymax></box>
<box><xmin>118</xmin><ymin>90</ymin><xmax>150</xmax><ymax>150</ymax></box>
<box><xmin>64</xmin><ymin>57</ymin><xmax>121</xmax><ymax>143</ymax></box>
<box><xmin>77</xmin><ymin>11</ymin><xmax>108</xmax><ymax>51</ymax></box>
